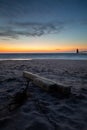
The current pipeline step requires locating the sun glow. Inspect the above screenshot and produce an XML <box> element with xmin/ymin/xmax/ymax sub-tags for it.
<box><xmin>0</xmin><ymin>41</ymin><xmax>87</xmax><ymax>53</ymax></box>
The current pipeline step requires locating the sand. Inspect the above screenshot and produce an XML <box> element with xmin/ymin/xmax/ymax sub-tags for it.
<box><xmin>0</xmin><ymin>59</ymin><xmax>87</xmax><ymax>130</ymax></box>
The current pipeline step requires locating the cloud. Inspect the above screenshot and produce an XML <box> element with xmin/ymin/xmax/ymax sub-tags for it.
<box><xmin>0</xmin><ymin>0</ymin><xmax>86</xmax><ymax>41</ymax></box>
<box><xmin>1</xmin><ymin>19</ymin><xmax>87</xmax><ymax>40</ymax></box>
<box><xmin>0</xmin><ymin>21</ymin><xmax>64</xmax><ymax>39</ymax></box>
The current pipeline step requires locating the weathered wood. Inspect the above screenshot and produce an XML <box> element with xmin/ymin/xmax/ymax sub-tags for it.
<box><xmin>23</xmin><ymin>71</ymin><xmax>71</xmax><ymax>96</ymax></box>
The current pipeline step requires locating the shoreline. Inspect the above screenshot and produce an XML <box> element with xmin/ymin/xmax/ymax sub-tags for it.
<box><xmin>0</xmin><ymin>53</ymin><xmax>87</xmax><ymax>61</ymax></box>
<box><xmin>0</xmin><ymin>58</ymin><xmax>87</xmax><ymax>61</ymax></box>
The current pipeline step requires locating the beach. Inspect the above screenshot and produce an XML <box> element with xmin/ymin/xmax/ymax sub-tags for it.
<box><xmin>0</xmin><ymin>59</ymin><xmax>87</xmax><ymax>130</ymax></box>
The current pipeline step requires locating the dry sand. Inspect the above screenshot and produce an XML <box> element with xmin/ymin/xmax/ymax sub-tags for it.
<box><xmin>0</xmin><ymin>59</ymin><xmax>87</xmax><ymax>130</ymax></box>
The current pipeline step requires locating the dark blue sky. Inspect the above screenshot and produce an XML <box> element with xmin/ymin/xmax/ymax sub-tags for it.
<box><xmin>0</xmin><ymin>0</ymin><xmax>87</xmax><ymax>52</ymax></box>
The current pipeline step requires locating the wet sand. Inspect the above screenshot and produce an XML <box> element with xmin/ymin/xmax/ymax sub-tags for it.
<box><xmin>0</xmin><ymin>59</ymin><xmax>87</xmax><ymax>130</ymax></box>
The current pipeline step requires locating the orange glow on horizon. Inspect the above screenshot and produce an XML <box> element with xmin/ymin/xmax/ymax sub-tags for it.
<box><xmin>0</xmin><ymin>42</ymin><xmax>87</xmax><ymax>53</ymax></box>
<box><xmin>1</xmin><ymin>48</ymin><xmax>87</xmax><ymax>53</ymax></box>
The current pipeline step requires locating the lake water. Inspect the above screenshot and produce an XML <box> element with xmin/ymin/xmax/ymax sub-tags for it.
<box><xmin>0</xmin><ymin>53</ymin><xmax>87</xmax><ymax>60</ymax></box>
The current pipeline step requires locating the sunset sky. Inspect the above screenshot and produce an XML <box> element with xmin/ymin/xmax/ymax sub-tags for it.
<box><xmin>0</xmin><ymin>0</ymin><xmax>87</xmax><ymax>53</ymax></box>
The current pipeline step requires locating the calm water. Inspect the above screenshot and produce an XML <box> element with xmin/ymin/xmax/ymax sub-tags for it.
<box><xmin>0</xmin><ymin>53</ymin><xmax>87</xmax><ymax>60</ymax></box>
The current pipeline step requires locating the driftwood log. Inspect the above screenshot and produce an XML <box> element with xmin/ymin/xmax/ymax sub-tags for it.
<box><xmin>23</xmin><ymin>71</ymin><xmax>71</xmax><ymax>97</ymax></box>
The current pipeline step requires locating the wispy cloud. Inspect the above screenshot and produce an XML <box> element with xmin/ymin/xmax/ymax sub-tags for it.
<box><xmin>0</xmin><ymin>0</ymin><xmax>87</xmax><ymax>40</ymax></box>
<box><xmin>0</xmin><ymin>21</ymin><xmax>64</xmax><ymax>39</ymax></box>
<box><xmin>0</xmin><ymin>19</ymin><xmax>87</xmax><ymax>40</ymax></box>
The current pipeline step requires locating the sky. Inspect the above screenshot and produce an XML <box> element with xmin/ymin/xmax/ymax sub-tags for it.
<box><xmin>0</xmin><ymin>0</ymin><xmax>87</xmax><ymax>53</ymax></box>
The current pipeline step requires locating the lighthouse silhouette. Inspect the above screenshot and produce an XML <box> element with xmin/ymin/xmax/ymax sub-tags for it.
<box><xmin>76</xmin><ymin>49</ymin><xmax>79</xmax><ymax>54</ymax></box>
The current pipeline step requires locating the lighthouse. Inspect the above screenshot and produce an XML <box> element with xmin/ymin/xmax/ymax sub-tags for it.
<box><xmin>76</xmin><ymin>49</ymin><xmax>79</xmax><ymax>54</ymax></box>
